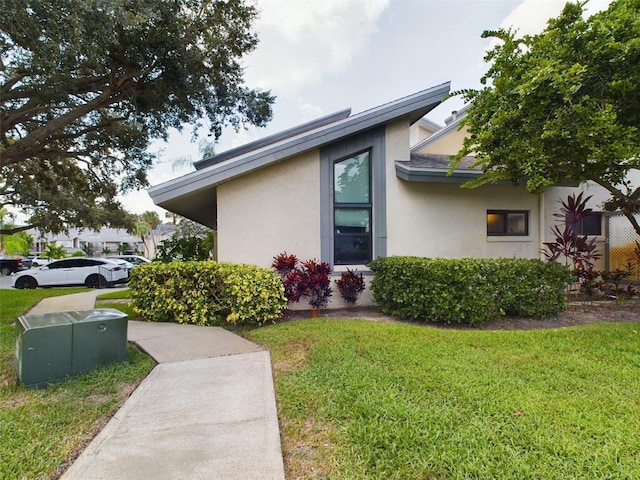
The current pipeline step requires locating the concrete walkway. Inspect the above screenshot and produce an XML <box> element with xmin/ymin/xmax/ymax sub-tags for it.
<box><xmin>26</xmin><ymin>289</ymin><xmax>286</xmax><ymax>480</ymax></box>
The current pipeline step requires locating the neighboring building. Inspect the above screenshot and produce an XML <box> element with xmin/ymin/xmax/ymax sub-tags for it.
<box><xmin>30</xmin><ymin>225</ymin><xmax>175</xmax><ymax>259</ymax></box>
<box><xmin>149</xmin><ymin>83</ymin><xmax>639</xmax><ymax>306</ymax></box>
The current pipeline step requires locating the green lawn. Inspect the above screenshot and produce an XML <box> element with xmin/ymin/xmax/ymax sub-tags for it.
<box><xmin>246</xmin><ymin>318</ymin><xmax>640</xmax><ymax>480</ymax></box>
<box><xmin>0</xmin><ymin>288</ymin><xmax>154</xmax><ymax>479</ymax></box>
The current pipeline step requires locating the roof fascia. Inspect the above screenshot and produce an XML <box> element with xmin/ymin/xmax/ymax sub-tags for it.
<box><xmin>395</xmin><ymin>163</ymin><xmax>580</xmax><ymax>187</ymax></box>
<box><xmin>150</xmin><ymin>82</ymin><xmax>451</xmax><ymax>206</ymax></box>
<box><xmin>410</xmin><ymin>113</ymin><xmax>465</xmax><ymax>154</ymax></box>
<box><xmin>194</xmin><ymin>108</ymin><xmax>352</xmax><ymax>170</ymax></box>
<box><xmin>395</xmin><ymin>163</ymin><xmax>481</xmax><ymax>183</ymax></box>
<box><xmin>414</xmin><ymin>117</ymin><xmax>442</xmax><ymax>133</ymax></box>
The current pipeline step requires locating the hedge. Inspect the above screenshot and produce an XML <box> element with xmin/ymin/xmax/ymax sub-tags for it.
<box><xmin>128</xmin><ymin>261</ymin><xmax>287</xmax><ymax>326</ymax></box>
<box><xmin>369</xmin><ymin>256</ymin><xmax>572</xmax><ymax>326</ymax></box>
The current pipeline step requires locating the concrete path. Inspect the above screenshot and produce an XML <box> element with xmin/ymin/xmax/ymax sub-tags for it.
<box><xmin>25</xmin><ymin>289</ymin><xmax>286</xmax><ymax>480</ymax></box>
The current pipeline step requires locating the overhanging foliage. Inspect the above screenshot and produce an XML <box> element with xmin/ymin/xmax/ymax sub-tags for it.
<box><xmin>453</xmin><ymin>0</ymin><xmax>640</xmax><ymax>234</ymax></box>
<box><xmin>0</xmin><ymin>0</ymin><xmax>274</xmax><ymax>233</ymax></box>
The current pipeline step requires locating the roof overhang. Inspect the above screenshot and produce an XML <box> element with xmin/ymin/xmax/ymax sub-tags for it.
<box><xmin>395</xmin><ymin>163</ymin><xmax>481</xmax><ymax>183</ymax></box>
<box><xmin>395</xmin><ymin>162</ymin><xmax>581</xmax><ymax>188</ymax></box>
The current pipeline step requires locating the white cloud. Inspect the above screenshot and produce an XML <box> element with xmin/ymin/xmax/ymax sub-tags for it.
<box><xmin>296</xmin><ymin>98</ymin><xmax>324</xmax><ymax>121</ymax></box>
<box><xmin>499</xmin><ymin>0</ymin><xmax>613</xmax><ymax>35</ymax></box>
<box><xmin>245</xmin><ymin>0</ymin><xmax>390</xmax><ymax>95</ymax></box>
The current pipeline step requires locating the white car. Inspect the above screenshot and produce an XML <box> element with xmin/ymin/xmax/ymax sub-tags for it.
<box><xmin>12</xmin><ymin>257</ymin><xmax>129</xmax><ymax>289</ymax></box>
<box><xmin>30</xmin><ymin>255</ymin><xmax>52</xmax><ymax>267</ymax></box>
<box><xmin>108</xmin><ymin>255</ymin><xmax>151</xmax><ymax>266</ymax></box>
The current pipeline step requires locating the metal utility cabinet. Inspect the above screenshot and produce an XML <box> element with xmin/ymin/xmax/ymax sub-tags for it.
<box><xmin>15</xmin><ymin>309</ymin><xmax>128</xmax><ymax>388</ymax></box>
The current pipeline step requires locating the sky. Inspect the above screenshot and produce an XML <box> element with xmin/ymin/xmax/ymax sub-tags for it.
<box><xmin>124</xmin><ymin>0</ymin><xmax>614</xmax><ymax>217</ymax></box>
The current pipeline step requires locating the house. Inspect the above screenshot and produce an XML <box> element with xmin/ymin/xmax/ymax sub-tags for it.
<box><xmin>30</xmin><ymin>225</ymin><xmax>175</xmax><ymax>259</ymax></box>
<box><xmin>149</xmin><ymin>83</ymin><xmax>638</xmax><ymax>306</ymax></box>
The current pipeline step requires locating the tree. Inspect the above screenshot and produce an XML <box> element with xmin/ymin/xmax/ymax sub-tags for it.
<box><xmin>452</xmin><ymin>0</ymin><xmax>640</xmax><ymax>234</ymax></box>
<box><xmin>4</xmin><ymin>231</ymin><xmax>32</xmax><ymax>256</ymax></box>
<box><xmin>1</xmin><ymin>0</ymin><xmax>274</xmax><ymax>235</ymax></box>
<box><xmin>135</xmin><ymin>211</ymin><xmax>162</xmax><ymax>258</ymax></box>
<box><xmin>42</xmin><ymin>243</ymin><xmax>66</xmax><ymax>260</ymax></box>
<box><xmin>156</xmin><ymin>217</ymin><xmax>215</xmax><ymax>261</ymax></box>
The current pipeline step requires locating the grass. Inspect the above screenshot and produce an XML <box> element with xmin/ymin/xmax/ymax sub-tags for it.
<box><xmin>96</xmin><ymin>288</ymin><xmax>132</xmax><ymax>301</ymax></box>
<box><xmin>245</xmin><ymin>318</ymin><xmax>640</xmax><ymax>480</ymax></box>
<box><xmin>0</xmin><ymin>288</ymin><xmax>154</xmax><ymax>479</ymax></box>
<box><xmin>95</xmin><ymin>288</ymin><xmax>137</xmax><ymax>318</ymax></box>
<box><xmin>0</xmin><ymin>287</ymin><xmax>91</xmax><ymax>326</ymax></box>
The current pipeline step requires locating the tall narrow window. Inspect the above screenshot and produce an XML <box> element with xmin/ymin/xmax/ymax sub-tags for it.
<box><xmin>334</xmin><ymin>151</ymin><xmax>372</xmax><ymax>264</ymax></box>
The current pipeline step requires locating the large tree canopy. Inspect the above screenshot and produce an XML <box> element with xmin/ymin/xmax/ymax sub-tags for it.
<box><xmin>0</xmin><ymin>0</ymin><xmax>273</xmax><ymax>234</ymax></box>
<box><xmin>453</xmin><ymin>0</ymin><xmax>640</xmax><ymax>234</ymax></box>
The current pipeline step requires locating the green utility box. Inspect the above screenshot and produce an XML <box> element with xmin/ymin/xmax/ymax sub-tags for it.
<box><xmin>15</xmin><ymin>313</ymin><xmax>73</xmax><ymax>389</ymax></box>
<box><xmin>15</xmin><ymin>309</ymin><xmax>128</xmax><ymax>388</ymax></box>
<box><xmin>67</xmin><ymin>309</ymin><xmax>128</xmax><ymax>375</ymax></box>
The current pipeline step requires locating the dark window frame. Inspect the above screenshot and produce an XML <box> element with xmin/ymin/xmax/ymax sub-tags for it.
<box><xmin>567</xmin><ymin>213</ymin><xmax>602</xmax><ymax>236</ymax></box>
<box><xmin>486</xmin><ymin>210</ymin><xmax>529</xmax><ymax>236</ymax></box>
<box><xmin>333</xmin><ymin>149</ymin><xmax>373</xmax><ymax>265</ymax></box>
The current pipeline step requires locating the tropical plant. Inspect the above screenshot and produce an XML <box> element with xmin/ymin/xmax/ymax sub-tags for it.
<box><xmin>272</xmin><ymin>252</ymin><xmax>305</xmax><ymax>303</ymax></box>
<box><xmin>272</xmin><ymin>253</ymin><xmax>333</xmax><ymax>308</ymax></box>
<box><xmin>335</xmin><ymin>268</ymin><xmax>366</xmax><ymax>306</ymax></box>
<box><xmin>543</xmin><ymin>193</ymin><xmax>602</xmax><ymax>297</ymax></box>
<box><xmin>81</xmin><ymin>243</ymin><xmax>94</xmax><ymax>256</ymax></box>
<box><xmin>3</xmin><ymin>231</ymin><xmax>32</xmax><ymax>256</ymax></box>
<box><xmin>299</xmin><ymin>259</ymin><xmax>333</xmax><ymax>309</ymax></box>
<box><xmin>42</xmin><ymin>243</ymin><xmax>66</xmax><ymax>260</ymax></box>
<box><xmin>134</xmin><ymin>211</ymin><xmax>162</xmax><ymax>258</ymax></box>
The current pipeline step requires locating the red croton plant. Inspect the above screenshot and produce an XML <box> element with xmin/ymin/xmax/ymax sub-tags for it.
<box><xmin>272</xmin><ymin>252</ymin><xmax>332</xmax><ymax>308</ymax></box>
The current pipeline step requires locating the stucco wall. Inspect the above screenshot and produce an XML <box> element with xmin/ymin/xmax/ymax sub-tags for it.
<box><xmin>217</xmin><ymin>150</ymin><xmax>321</xmax><ymax>268</ymax></box>
<box><xmin>387</xmin><ymin>119</ymin><xmax>540</xmax><ymax>259</ymax></box>
<box><xmin>389</xmin><ymin>182</ymin><xmax>541</xmax><ymax>259</ymax></box>
<box><xmin>417</xmin><ymin>125</ymin><xmax>469</xmax><ymax>155</ymax></box>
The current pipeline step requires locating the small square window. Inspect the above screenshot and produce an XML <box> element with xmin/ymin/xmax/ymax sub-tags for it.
<box><xmin>487</xmin><ymin>210</ymin><xmax>529</xmax><ymax>236</ymax></box>
<box><xmin>567</xmin><ymin>213</ymin><xmax>602</xmax><ymax>236</ymax></box>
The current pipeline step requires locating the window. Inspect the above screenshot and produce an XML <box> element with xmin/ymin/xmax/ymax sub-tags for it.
<box><xmin>334</xmin><ymin>151</ymin><xmax>372</xmax><ymax>264</ymax></box>
<box><xmin>487</xmin><ymin>210</ymin><xmax>529</xmax><ymax>236</ymax></box>
<box><xmin>567</xmin><ymin>213</ymin><xmax>602</xmax><ymax>236</ymax></box>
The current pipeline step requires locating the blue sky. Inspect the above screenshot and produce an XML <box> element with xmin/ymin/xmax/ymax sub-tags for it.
<box><xmin>125</xmin><ymin>0</ymin><xmax>613</xmax><ymax>216</ymax></box>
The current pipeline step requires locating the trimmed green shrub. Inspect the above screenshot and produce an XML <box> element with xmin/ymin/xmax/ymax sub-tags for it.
<box><xmin>369</xmin><ymin>256</ymin><xmax>571</xmax><ymax>326</ymax></box>
<box><xmin>129</xmin><ymin>261</ymin><xmax>287</xmax><ymax>326</ymax></box>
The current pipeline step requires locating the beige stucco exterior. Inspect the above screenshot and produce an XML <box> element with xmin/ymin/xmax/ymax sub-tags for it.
<box><xmin>409</xmin><ymin>120</ymin><xmax>436</xmax><ymax>146</ymax></box>
<box><xmin>386</xmin><ymin>119</ymin><xmax>541</xmax><ymax>259</ymax></box>
<box><xmin>390</xmin><ymin>182</ymin><xmax>540</xmax><ymax>259</ymax></box>
<box><xmin>217</xmin><ymin>150</ymin><xmax>321</xmax><ymax>268</ymax></box>
<box><xmin>417</xmin><ymin>125</ymin><xmax>469</xmax><ymax>155</ymax></box>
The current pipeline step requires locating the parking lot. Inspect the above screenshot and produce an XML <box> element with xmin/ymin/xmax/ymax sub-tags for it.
<box><xmin>0</xmin><ymin>275</ymin><xmax>14</xmax><ymax>289</ymax></box>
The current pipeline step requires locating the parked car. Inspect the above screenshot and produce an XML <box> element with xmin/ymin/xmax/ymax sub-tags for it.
<box><xmin>12</xmin><ymin>257</ymin><xmax>129</xmax><ymax>289</ymax></box>
<box><xmin>108</xmin><ymin>255</ymin><xmax>151</xmax><ymax>266</ymax></box>
<box><xmin>29</xmin><ymin>255</ymin><xmax>52</xmax><ymax>267</ymax></box>
<box><xmin>0</xmin><ymin>258</ymin><xmax>24</xmax><ymax>275</ymax></box>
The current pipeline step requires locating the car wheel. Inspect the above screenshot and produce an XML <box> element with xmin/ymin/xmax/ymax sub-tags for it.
<box><xmin>85</xmin><ymin>274</ymin><xmax>107</xmax><ymax>288</ymax></box>
<box><xmin>15</xmin><ymin>276</ymin><xmax>38</xmax><ymax>289</ymax></box>
<box><xmin>1</xmin><ymin>267</ymin><xmax>11</xmax><ymax>276</ymax></box>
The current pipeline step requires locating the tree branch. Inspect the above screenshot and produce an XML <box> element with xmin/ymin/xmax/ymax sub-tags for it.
<box><xmin>0</xmin><ymin>86</ymin><xmax>131</xmax><ymax>168</ymax></box>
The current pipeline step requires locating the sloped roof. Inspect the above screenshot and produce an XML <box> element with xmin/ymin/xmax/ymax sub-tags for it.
<box><xmin>396</xmin><ymin>153</ymin><xmax>481</xmax><ymax>183</ymax></box>
<box><xmin>410</xmin><ymin>104</ymin><xmax>468</xmax><ymax>154</ymax></box>
<box><xmin>194</xmin><ymin>108</ymin><xmax>352</xmax><ymax>170</ymax></box>
<box><xmin>148</xmin><ymin>82</ymin><xmax>451</xmax><ymax>227</ymax></box>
